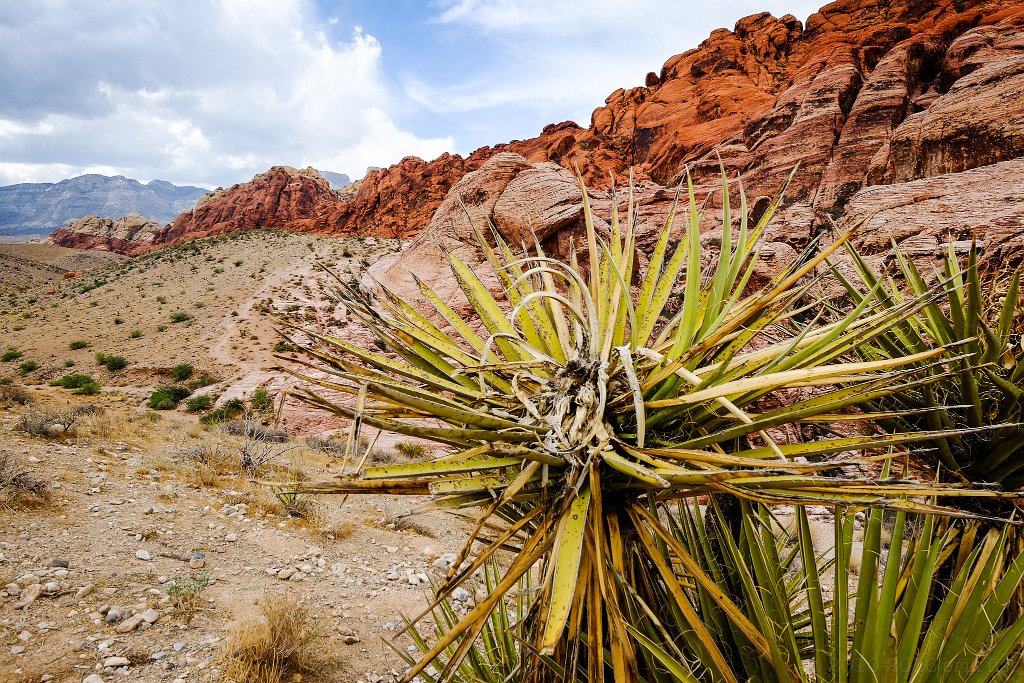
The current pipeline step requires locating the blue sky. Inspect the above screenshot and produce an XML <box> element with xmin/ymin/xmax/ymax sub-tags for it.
<box><xmin>0</xmin><ymin>0</ymin><xmax>823</xmax><ymax>188</ymax></box>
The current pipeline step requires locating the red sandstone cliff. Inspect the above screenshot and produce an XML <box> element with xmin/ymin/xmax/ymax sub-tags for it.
<box><xmin>50</xmin><ymin>0</ymin><xmax>1024</xmax><ymax>255</ymax></box>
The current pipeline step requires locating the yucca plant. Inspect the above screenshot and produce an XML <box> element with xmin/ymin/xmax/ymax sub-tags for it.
<box><xmin>628</xmin><ymin>478</ymin><xmax>1024</xmax><ymax>681</ymax></box>
<box><xmin>282</xmin><ymin>170</ymin><xmax>1020</xmax><ymax>681</ymax></box>
<box><xmin>838</xmin><ymin>243</ymin><xmax>1024</xmax><ymax>490</ymax></box>
<box><xmin>411</xmin><ymin>496</ymin><xmax>1024</xmax><ymax>682</ymax></box>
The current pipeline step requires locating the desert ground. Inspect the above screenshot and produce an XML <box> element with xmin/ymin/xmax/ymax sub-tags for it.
<box><xmin>0</xmin><ymin>233</ymin><xmax>480</xmax><ymax>683</ymax></box>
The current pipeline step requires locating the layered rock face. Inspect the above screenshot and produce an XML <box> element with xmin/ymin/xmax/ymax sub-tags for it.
<box><xmin>51</xmin><ymin>0</ymin><xmax>1024</xmax><ymax>262</ymax></box>
<box><xmin>47</xmin><ymin>215</ymin><xmax>162</xmax><ymax>253</ymax></box>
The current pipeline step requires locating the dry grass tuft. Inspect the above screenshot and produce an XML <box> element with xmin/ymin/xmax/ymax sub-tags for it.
<box><xmin>0</xmin><ymin>450</ymin><xmax>49</xmax><ymax>509</ymax></box>
<box><xmin>221</xmin><ymin>594</ymin><xmax>328</xmax><ymax>683</ymax></box>
<box><xmin>394</xmin><ymin>441</ymin><xmax>430</xmax><ymax>459</ymax></box>
<box><xmin>166</xmin><ymin>570</ymin><xmax>210</xmax><ymax>623</ymax></box>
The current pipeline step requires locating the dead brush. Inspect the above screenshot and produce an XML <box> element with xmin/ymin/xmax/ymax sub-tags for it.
<box><xmin>0</xmin><ymin>451</ymin><xmax>49</xmax><ymax>509</ymax></box>
<box><xmin>0</xmin><ymin>380</ymin><xmax>32</xmax><ymax>407</ymax></box>
<box><xmin>306</xmin><ymin>431</ymin><xmax>368</xmax><ymax>459</ymax></box>
<box><xmin>221</xmin><ymin>594</ymin><xmax>328</xmax><ymax>683</ymax></box>
<box><xmin>16</xmin><ymin>403</ymin><xmax>101</xmax><ymax>438</ymax></box>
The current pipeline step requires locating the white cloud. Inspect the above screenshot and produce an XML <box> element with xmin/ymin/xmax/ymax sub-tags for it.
<box><xmin>0</xmin><ymin>0</ymin><xmax>454</xmax><ymax>186</ymax></box>
<box><xmin>420</xmin><ymin>0</ymin><xmax>824</xmax><ymax>125</ymax></box>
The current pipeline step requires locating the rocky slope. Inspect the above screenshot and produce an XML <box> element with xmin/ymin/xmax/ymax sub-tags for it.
<box><xmin>51</xmin><ymin>0</ymin><xmax>1024</xmax><ymax>262</ymax></box>
<box><xmin>1</xmin><ymin>175</ymin><xmax>206</xmax><ymax>237</ymax></box>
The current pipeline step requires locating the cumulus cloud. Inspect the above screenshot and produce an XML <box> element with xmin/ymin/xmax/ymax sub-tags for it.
<box><xmin>0</xmin><ymin>0</ymin><xmax>453</xmax><ymax>186</ymax></box>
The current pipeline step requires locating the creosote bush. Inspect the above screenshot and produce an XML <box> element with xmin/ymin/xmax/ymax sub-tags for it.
<box><xmin>184</xmin><ymin>394</ymin><xmax>213</xmax><ymax>412</ymax></box>
<box><xmin>171</xmin><ymin>363</ymin><xmax>194</xmax><ymax>382</ymax></box>
<box><xmin>50</xmin><ymin>373</ymin><xmax>101</xmax><ymax>395</ymax></box>
<box><xmin>148</xmin><ymin>386</ymin><xmax>191</xmax><ymax>410</ymax></box>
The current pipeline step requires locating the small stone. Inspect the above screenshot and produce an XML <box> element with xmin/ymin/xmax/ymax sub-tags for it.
<box><xmin>342</xmin><ymin>635</ymin><xmax>360</xmax><ymax>645</ymax></box>
<box><xmin>43</xmin><ymin>581</ymin><xmax>61</xmax><ymax>594</ymax></box>
<box><xmin>277</xmin><ymin>567</ymin><xmax>295</xmax><ymax>580</ymax></box>
<box><xmin>289</xmin><ymin>571</ymin><xmax>306</xmax><ymax>582</ymax></box>
<box><xmin>151</xmin><ymin>651</ymin><xmax>168</xmax><ymax>660</ymax></box>
<box><xmin>115</xmin><ymin>614</ymin><xmax>145</xmax><ymax>633</ymax></box>
<box><xmin>135</xmin><ymin>549</ymin><xmax>152</xmax><ymax>561</ymax></box>
<box><xmin>103</xmin><ymin>655</ymin><xmax>130</xmax><ymax>667</ymax></box>
<box><xmin>10</xmin><ymin>645</ymin><xmax>25</xmax><ymax>655</ymax></box>
<box><xmin>140</xmin><ymin>608</ymin><xmax>161</xmax><ymax>624</ymax></box>
<box><xmin>104</xmin><ymin>607</ymin><xmax>122</xmax><ymax>623</ymax></box>
<box><xmin>83</xmin><ymin>675</ymin><xmax>106</xmax><ymax>683</ymax></box>
<box><xmin>14</xmin><ymin>583</ymin><xmax>43</xmax><ymax>609</ymax></box>
<box><xmin>173</xmin><ymin>642</ymin><xmax>186</xmax><ymax>652</ymax></box>
<box><xmin>225</xmin><ymin>532</ymin><xmax>238</xmax><ymax>543</ymax></box>
<box><xmin>432</xmin><ymin>554</ymin><xmax>456</xmax><ymax>570</ymax></box>
<box><xmin>338</xmin><ymin>626</ymin><xmax>356</xmax><ymax>636</ymax></box>
<box><xmin>75</xmin><ymin>583</ymin><xmax>95</xmax><ymax>600</ymax></box>
<box><xmin>451</xmin><ymin>587</ymin><xmax>471</xmax><ymax>603</ymax></box>
<box><xmin>50</xmin><ymin>558</ymin><xmax>70</xmax><ymax>568</ymax></box>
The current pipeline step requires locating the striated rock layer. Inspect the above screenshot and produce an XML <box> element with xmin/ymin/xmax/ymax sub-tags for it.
<box><xmin>51</xmin><ymin>0</ymin><xmax>1024</xmax><ymax>260</ymax></box>
<box><xmin>47</xmin><ymin>215</ymin><xmax>162</xmax><ymax>253</ymax></box>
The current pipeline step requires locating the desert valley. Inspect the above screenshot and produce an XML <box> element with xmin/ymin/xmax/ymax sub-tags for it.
<box><xmin>4</xmin><ymin>1</ymin><xmax>1024</xmax><ymax>682</ymax></box>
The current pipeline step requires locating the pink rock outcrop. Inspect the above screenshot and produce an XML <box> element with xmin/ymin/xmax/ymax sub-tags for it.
<box><xmin>47</xmin><ymin>215</ymin><xmax>161</xmax><ymax>253</ymax></box>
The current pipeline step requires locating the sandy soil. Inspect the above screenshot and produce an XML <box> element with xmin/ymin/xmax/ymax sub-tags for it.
<box><xmin>0</xmin><ymin>232</ymin><xmax>479</xmax><ymax>683</ymax></box>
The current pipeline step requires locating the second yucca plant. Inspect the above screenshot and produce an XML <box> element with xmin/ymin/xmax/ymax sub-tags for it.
<box><xmin>285</xmin><ymin>170</ymin><xmax>1018</xmax><ymax>681</ymax></box>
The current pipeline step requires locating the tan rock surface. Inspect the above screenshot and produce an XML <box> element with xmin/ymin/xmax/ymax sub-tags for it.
<box><xmin>841</xmin><ymin>157</ymin><xmax>1024</xmax><ymax>269</ymax></box>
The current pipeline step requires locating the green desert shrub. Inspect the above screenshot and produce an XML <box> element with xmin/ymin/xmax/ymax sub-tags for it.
<box><xmin>1</xmin><ymin>348</ymin><xmax>23</xmax><ymax>362</ymax></box>
<box><xmin>148</xmin><ymin>386</ymin><xmax>192</xmax><ymax>410</ymax></box>
<box><xmin>188</xmin><ymin>374</ymin><xmax>217</xmax><ymax>390</ymax></box>
<box><xmin>199</xmin><ymin>398</ymin><xmax>244</xmax><ymax>425</ymax></box>
<box><xmin>18</xmin><ymin>360</ymin><xmax>38</xmax><ymax>374</ymax></box>
<box><xmin>184</xmin><ymin>394</ymin><xmax>213</xmax><ymax>412</ymax></box>
<box><xmin>50</xmin><ymin>373</ymin><xmax>101</xmax><ymax>395</ymax></box>
<box><xmin>250</xmin><ymin>387</ymin><xmax>273</xmax><ymax>412</ymax></box>
<box><xmin>69</xmin><ymin>339</ymin><xmax>90</xmax><ymax>350</ymax></box>
<box><xmin>96</xmin><ymin>354</ymin><xmax>128</xmax><ymax>372</ymax></box>
<box><xmin>171</xmin><ymin>363</ymin><xmax>194</xmax><ymax>382</ymax></box>
<box><xmin>170</xmin><ymin>310</ymin><xmax>192</xmax><ymax>323</ymax></box>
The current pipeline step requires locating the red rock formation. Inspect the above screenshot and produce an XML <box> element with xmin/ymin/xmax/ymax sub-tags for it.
<box><xmin>337</xmin><ymin>0</ymin><xmax>1024</xmax><ymax>246</ymax></box>
<box><xmin>50</xmin><ymin>0</ymin><xmax>1024</xmax><ymax>257</ymax></box>
<box><xmin>145</xmin><ymin>166</ymin><xmax>350</xmax><ymax>253</ymax></box>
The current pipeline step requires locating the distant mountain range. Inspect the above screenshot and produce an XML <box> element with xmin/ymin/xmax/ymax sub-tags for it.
<box><xmin>0</xmin><ymin>170</ymin><xmax>354</xmax><ymax>238</ymax></box>
<box><xmin>0</xmin><ymin>175</ymin><xmax>209</xmax><ymax>237</ymax></box>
